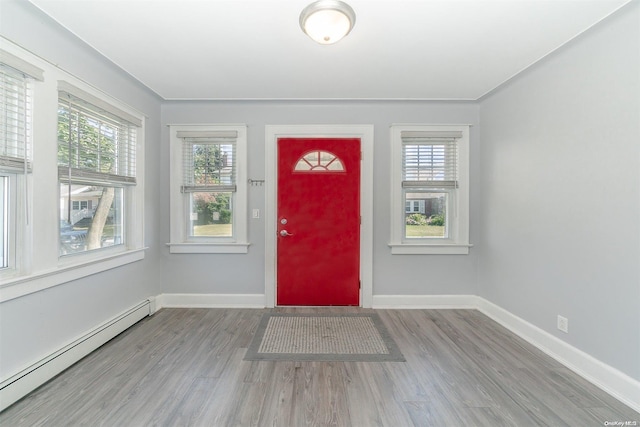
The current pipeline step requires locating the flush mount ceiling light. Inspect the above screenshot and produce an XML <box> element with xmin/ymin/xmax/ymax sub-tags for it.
<box><xmin>299</xmin><ymin>0</ymin><xmax>356</xmax><ymax>45</ymax></box>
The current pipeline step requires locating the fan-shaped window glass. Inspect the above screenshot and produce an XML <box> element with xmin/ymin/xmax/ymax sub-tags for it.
<box><xmin>294</xmin><ymin>151</ymin><xmax>345</xmax><ymax>172</ymax></box>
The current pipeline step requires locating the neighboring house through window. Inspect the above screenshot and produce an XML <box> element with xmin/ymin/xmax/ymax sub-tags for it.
<box><xmin>390</xmin><ymin>124</ymin><xmax>471</xmax><ymax>254</ymax></box>
<box><xmin>168</xmin><ymin>125</ymin><xmax>248</xmax><ymax>253</ymax></box>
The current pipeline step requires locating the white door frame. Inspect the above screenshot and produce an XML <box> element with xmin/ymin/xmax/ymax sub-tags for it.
<box><xmin>265</xmin><ymin>125</ymin><xmax>374</xmax><ymax>308</ymax></box>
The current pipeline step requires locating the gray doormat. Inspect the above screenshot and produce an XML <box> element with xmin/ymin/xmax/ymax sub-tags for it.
<box><xmin>244</xmin><ymin>313</ymin><xmax>405</xmax><ymax>362</ymax></box>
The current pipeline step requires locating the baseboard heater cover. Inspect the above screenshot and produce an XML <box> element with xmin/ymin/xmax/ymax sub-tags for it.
<box><xmin>0</xmin><ymin>300</ymin><xmax>151</xmax><ymax>412</ymax></box>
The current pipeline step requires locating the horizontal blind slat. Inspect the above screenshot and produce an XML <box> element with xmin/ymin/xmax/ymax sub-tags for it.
<box><xmin>181</xmin><ymin>184</ymin><xmax>237</xmax><ymax>193</ymax></box>
<box><xmin>176</xmin><ymin>130</ymin><xmax>237</xmax><ymax>139</ymax></box>
<box><xmin>402</xmin><ymin>180</ymin><xmax>458</xmax><ymax>189</ymax></box>
<box><xmin>182</xmin><ymin>137</ymin><xmax>236</xmax><ymax>189</ymax></box>
<box><xmin>58</xmin><ymin>166</ymin><xmax>136</xmax><ymax>186</ymax></box>
<box><xmin>57</xmin><ymin>92</ymin><xmax>137</xmax><ymax>182</ymax></box>
<box><xmin>402</xmin><ymin>139</ymin><xmax>458</xmax><ymax>184</ymax></box>
<box><xmin>0</xmin><ymin>63</ymin><xmax>31</xmax><ymax>169</ymax></box>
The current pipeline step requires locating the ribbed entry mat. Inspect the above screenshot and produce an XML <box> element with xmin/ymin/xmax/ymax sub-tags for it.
<box><xmin>244</xmin><ymin>313</ymin><xmax>405</xmax><ymax>362</ymax></box>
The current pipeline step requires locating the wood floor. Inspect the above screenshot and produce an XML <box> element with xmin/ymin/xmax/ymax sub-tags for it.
<box><xmin>1</xmin><ymin>308</ymin><xmax>638</xmax><ymax>426</ymax></box>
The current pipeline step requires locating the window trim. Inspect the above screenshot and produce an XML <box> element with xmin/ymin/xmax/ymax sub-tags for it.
<box><xmin>0</xmin><ymin>40</ymin><xmax>146</xmax><ymax>303</ymax></box>
<box><xmin>0</xmin><ymin>52</ymin><xmax>36</xmax><ymax>280</ymax></box>
<box><xmin>389</xmin><ymin>124</ymin><xmax>471</xmax><ymax>255</ymax></box>
<box><xmin>56</xmin><ymin>81</ymin><xmax>142</xmax><ymax>258</ymax></box>
<box><xmin>0</xmin><ymin>173</ymin><xmax>15</xmax><ymax>271</ymax></box>
<box><xmin>168</xmin><ymin>124</ymin><xmax>249</xmax><ymax>254</ymax></box>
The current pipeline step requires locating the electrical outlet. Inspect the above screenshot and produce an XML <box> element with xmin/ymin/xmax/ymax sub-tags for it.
<box><xmin>557</xmin><ymin>315</ymin><xmax>569</xmax><ymax>333</ymax></box>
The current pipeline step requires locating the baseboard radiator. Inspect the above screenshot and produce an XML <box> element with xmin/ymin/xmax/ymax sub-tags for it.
<box><xmin>0</xmin><ymin>300</ymin><xmax>152</xmax><ymax>412</ymax></box>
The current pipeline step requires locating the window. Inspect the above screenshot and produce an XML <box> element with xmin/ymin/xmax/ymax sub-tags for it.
<box><xmin>405</xmin><ymin>199</ymin><xmax>426</xmax><ymax>214</ymax></box>
<box><xmin>1</xmin><ymin>53</ymin><xmax>41</xmax><ymax>274</ymax></box>
<box><xmin>390</xmin><ymin>125</ymin><xmax>470</xmax><ymax>254</ymax></box>
<box><xmin>0</xmin><ymin>175</ymin><xmax>7</xmax><ymax>268</ymax></box>
<box><xmin>169</xmin><ymin>125</ymin><xmax>248</xmax><ymax>253</ymax></box>
<box><xmin>0</xmin><ymin>41</ymin><xmax>145</xmax><ymax>301</ymax></box>
<box><xmin>294</xmin><ymin>151</ymin><xmax>345</xmax><ymax>172</ymax></box>
<box><xmin>57</xmin><ymin>82</ymin><xmax>141</xmax><ymax>256</ymax></box>
<box><xmin>0</xmin><ymin>173</ymin><xmax>18</xmax><ymax>272</ymax></box>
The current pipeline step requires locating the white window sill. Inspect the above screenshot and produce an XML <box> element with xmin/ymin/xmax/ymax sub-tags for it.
<box><xmin>389</xmin><ymin>243</ymin><xmax>472</xmax><ymax>255</ymax></box>
<box><xmin>167</xmin><ymin>242</ymin><xmax>250</xmax><ymax>254</ymax></box>
<box><xmin>0</xmin><ymin>248</ymin><xmax>146</xmax><ymax>303</ymax></box>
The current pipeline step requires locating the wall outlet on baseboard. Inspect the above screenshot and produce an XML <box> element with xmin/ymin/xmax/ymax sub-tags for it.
<box><xmin>557</xmin><ymin>315</ymin><xmax>569</xmax><ymax>333</ymax></box>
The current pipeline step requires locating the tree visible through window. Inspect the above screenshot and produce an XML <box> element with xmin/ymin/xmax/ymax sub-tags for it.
<box><xmin>169</xmin><ymin>125</ymin><xmax>248</xmax><ymax>253</ymax></box>
<box><xmin>182</xmin><ymin>138</ymin><xmax>235</xmax><ymax>237</ymax></box>
<box><xmin>57</xmin><ymin>86</ymin><xmax>138</xmax><ymax>255</ymax></box>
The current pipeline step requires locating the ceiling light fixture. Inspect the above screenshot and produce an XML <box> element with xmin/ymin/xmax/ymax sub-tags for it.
<box><xmin>299</xmin><ymin>0</ymin><xmax>356</xmax><ymax>45</ymax></box>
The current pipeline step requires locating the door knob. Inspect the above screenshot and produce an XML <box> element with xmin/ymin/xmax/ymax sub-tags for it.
<box><xmin>279</xmin><ymin>230</ymin><xmax>293</xmax><ymax>237</ymax></box>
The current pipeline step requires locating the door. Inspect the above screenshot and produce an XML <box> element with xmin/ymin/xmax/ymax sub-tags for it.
<box><xmin>277</xmin><ymin>138</ymin><xmax>361</xmax><ymax>306</ymax></box>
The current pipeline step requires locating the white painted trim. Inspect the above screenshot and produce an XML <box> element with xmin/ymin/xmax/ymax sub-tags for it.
<box><xmin>264</xmin><ymin>125</ymin><xmax>374</xmax><ymax>308</ymax></box>
<box><xmin>166</xmin><ymin>243</ymin><xmax>250</xmax><ymax>254</ymax></box>
<box><xmin>476</xmin><ymin>297</ymin><xmax>640</xmax><ymax>413</ymax></box>
<box><xmin>388</xmin><ymin>243</ymin><xmax>472</xmax><ymax>255</ymax></box>
<box><xmin>0</xmin><ymin>300</ymin><xmax>150</xmax><ymax>412</ymax></box>
<box><xmin>157</xmin><ymin>293</ymin><xmax>266</xmax><ymax>308</ymax></box>
<box><xmin>0</xmin><ymin>249</ymin><xmax>146</xmax><ymax>303</ymax></box>
<box><xmin>371</xmin><ymin>294</ymin><xmax>639</xmax><ymax>412</ymax></box>
<box><xmin>167</xmin><ymin>124</ymin><xmax>248</xmax><ymax>253</ymax></box>
<box><xmin>389</xmin><ymin>124</ymin><xmax>471</xmax><ymax>254</ymax></box>
<box><xmin>372</xmin><ymin>294</ymin><xmax>479</xmax><ymax>309</ymax></box>
<box><xmin>0</xmin><ymin>39</ymin><xmax>147</xmax><ymax>304</ymax></box>
<box><xmin>2</xmin><ymin>292</ymin><xmax>637</xmax><ymax>414</ymax></box>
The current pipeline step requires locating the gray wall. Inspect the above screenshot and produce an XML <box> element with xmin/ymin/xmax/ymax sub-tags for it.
<box><xmin>478</xmin><ymin>2</ymin><xmax>640</xmax><ymax>380</ymax></box>
<box><xmin>160</xmin><ymin>101</ymin><xmax>480</xmax><ymax>296</ymax></box>
<box><xmin>0</xmin><ymin>0</ymin><xmax>162</xmax><ymax>378</ymax></box>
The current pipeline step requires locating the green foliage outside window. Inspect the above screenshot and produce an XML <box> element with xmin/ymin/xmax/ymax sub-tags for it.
<box><xmin>193</xmin><ymin>192</ymin><xmax>231</xmax><ymax>225</ymax></box>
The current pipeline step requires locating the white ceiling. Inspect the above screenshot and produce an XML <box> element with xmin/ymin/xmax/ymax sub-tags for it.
<box><xmin>28</xmin><ymin>0</ymin><xmax>630</xmax><ymax>100</ymax></box>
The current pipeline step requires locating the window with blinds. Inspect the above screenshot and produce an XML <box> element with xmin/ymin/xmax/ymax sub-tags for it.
<box><xmin>169</xmin><ymin>125</ymin><xmax>248</xmax><ymax>251</ymax></box>
<box><xmin>1</xmin><ymin>51</ymin><xmax>42</xmax><ymax>271</ymax></box>
<box><xmin>57</xmin><ymin>83</ymin><xmax>139</xmax><ymax>186</ymax></box>
<box><xmin>401</xmin><ymin>131</ymin><xmax>461</xmax><ymax>189</ymax></box>
<box><xmin>57</xmin><ymin>82</ymin><xmax>141</xmax><ymax>256</ymax></box>
<box><xmin>177</xmin><ymin>131</ymin><xmax>238</xmax><ymax>239</ymax></box>
<box><xmin>0</xmin><ymin>63</ymin><xmax>33</xmax><ymax>172</ymax></box>
<box><xmin>390</xmin><ymin>125</ymin><xmax>470</xmax><ymax>253</ymax></box>
<box><xmin>179</xmin><ymin>131</ymin><xmax>237</xmax><ymax>193</ymax></box>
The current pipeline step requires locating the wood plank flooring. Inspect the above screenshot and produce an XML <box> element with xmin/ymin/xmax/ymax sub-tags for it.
<box><xmin>1</xmin><ymin>308</ymin><xmax>638</xmax><ymax>426</ymax></box>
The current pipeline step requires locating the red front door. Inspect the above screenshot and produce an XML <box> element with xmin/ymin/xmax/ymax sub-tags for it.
<box><xmin>277</xmin><ymin>138</ymin><xmax>361</xmax><ymax>306</ymax></box>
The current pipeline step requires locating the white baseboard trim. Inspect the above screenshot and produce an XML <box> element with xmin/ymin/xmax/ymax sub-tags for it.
<box><xmin>372</xmin><ymin>294</ymin><xmax>479</xmax><ymax>309</ymax></box>
<box><xmin>2</xmin><ymin>293</ymin><xmax>637</xmax><ymax>415</ymax></box>
<box><xmin>0</xmin><ymin>300</ymin><xmax>151</xmax><ymax>412</ymax></box>
<box><xmin>370</xmin><ymin>293</ymin><xmax>639</xmax><ymax>412</ymax></box>
<box><xmin>157</xmin><ymin>293</ymin><xmax>266</xmax><ymax>309</ymax></box>
<box><xmin>476</xmin><ymin>297</ymin><xmax>640</xmax><ymax>413</ymax></box>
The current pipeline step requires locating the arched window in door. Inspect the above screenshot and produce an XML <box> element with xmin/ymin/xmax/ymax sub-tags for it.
<box><xmin>294</xmin><ymin>150</ymin><xmax>345</xmax><ymax>172</ymax></box>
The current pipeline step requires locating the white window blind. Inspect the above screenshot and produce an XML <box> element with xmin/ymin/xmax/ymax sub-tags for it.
<box><xmin>57</xmin><ymin>86</ymin><xmax>138</xmax><ymax>186</ymax></box>
<box><xmin>179</xmin><ymin>131</ymin><xmax>237</xmax><ymax>193</ymax></box>
<box><xmin>0</xmin><ymin>63</ymin><xmax>33</xmax><ymax>172</ymax></box>
<box><xmin>402</xmin><ymin>130</ymin><xmax>461</xmax><ymax>189</ymax></box>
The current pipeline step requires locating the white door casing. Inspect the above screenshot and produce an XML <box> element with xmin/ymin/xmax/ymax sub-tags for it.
<box><xmin>264</xmin><ymin>125</ymin><xmax>374</xmax><ymax>308</ymax></box>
